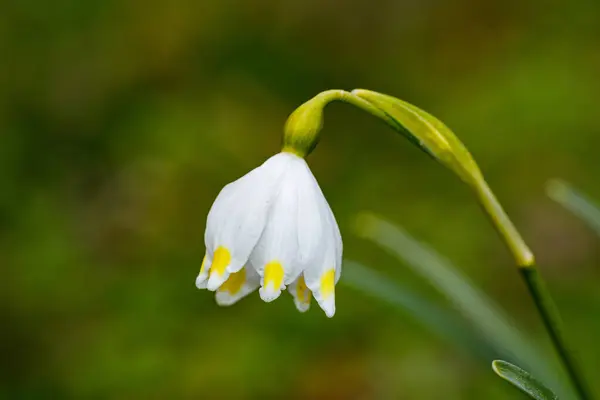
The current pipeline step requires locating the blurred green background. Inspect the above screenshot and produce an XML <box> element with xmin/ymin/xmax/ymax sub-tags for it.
<box><xmin>2</xmin><ymin>0</ymin><xmax>600</xmax><ymax>398</ymax></box>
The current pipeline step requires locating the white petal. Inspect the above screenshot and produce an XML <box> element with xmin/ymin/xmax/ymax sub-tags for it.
<box><xmin>250</xmin><ymin>155</ymin><xmax>307</xmax><ymax>302</ymax></box>
<box><xmin>303</xmin><ymin>235</ymin><xmax>336</xmax><ymax>317</ymax></box>
<box><xmin>287</xmin><ymin>274</ymin><xmax>311</xmax><ymax>313</ymax></box>
<box><xmin>302</xmin><ymin>173</ymin><xmax>342</xmax><ymax>318</ymax></box>
<box><xmin>201</xmin><ymin>153</ymin><xmax>292</xmax><ymax>290</ymax></box>
<box><xmin>304</xmin><ymin>161</ymin><xmax>343</xmax><ymax>281</ymax></box>
<box><xmin>325</xmin><ymin>199</ymin><xmax>343</xmax><ymax>283</ymax></box>
<box><xmin>215</xmin><ymin>264</ymin><xmax>260</xmax><ymax>306</ymax></box>
<box><xmin>295</xmin><ymin>160</ymin><xmax>328</xmax><ymax>273</ymax></box>
<box><xmin>195</xmin><ymin>255</ymin><xmax>212</xmax><ymax>289</ymax></box>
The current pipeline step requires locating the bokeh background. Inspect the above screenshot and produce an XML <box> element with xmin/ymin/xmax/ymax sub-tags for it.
<box><xmin>2</xmin><ymin>0</ymin><xmax>600</xmax><ymax>398</ymax></box>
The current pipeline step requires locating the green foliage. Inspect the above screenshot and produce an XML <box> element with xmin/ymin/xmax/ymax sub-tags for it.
<box><xmin>492</xmin><ymin>360</ymin><xmax>559</xmax><ymax>400</ymax></box>
<box><xmin>354</xmin><ymin>213</ymin><xmax>570</xmax><ymax>398</ymax></box>
<box><xmin>3</xmin><ymin>0</ymin><xmax>600</xmax><ymax>398</ymax></box>
<box><xmin>547</xmin><ymin>180</ymin><xmax>600</xmax><ymax>236</ymax></box>
<box><xmin>342</xmin><ymin>260</ymin><xmax>496</xmax><ymax>360</ymax></box>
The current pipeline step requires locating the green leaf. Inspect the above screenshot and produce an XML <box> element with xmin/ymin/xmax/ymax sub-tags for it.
<box><xmin>342</xmin><ymin>260</ymin><xmax>496</xmax><ymax>360</ymax></box>
<box><xmin>492</xmin><ymin>360</ymin><xmax>559</xmax><ymax>400</ymax></box>
<box><xmin>354</xmin><ymin>213</ymin><xmax>570</xmax><ymax>398</ymax></box>
<box><xmin>547</xmin><ymin>179</ymin><xmax>600</xmax><ymax>236</ymax></box>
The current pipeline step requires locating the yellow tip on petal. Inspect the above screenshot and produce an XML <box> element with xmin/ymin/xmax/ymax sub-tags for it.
<box><xmin>320</xmin><ymin>269</ymin><xmax>335</xmax><ymax>299</ymax></box>
<box><xmin>296</xmin><ymin>275</ymin><xmax>311</xmax><ymax>304</ymax></box>
<box><xmin>264</xmin><ymin>261</ymin><xmax>284</xmax><ymax>289</ymax></box>
<box><xmin>260</xmin><ymin>261</ymin><xmax>284</xmax><ymax>302</ymax></box>
<box><xmin>206</xmin><ymin>247</ymin><xmax>231</xmax><ymax>290</ymax></box>
<box><xmin>293</xmin><ymin>275</ymin><xmax>311</xmax><ymax>312</ymax></box>
<box><xmin>211</xmin><ymin>246</ymin><xmax>231</xmax><ymax>277</ymax></box>
<box><xmin>219</xmin><ymin>268</ymin><xmax>246</xmax><ymax>295</ymax></box>
<box><xmin>200</xmin><ymin>255</ymin><xmax>208</xmax><ymax>275</ymax></box>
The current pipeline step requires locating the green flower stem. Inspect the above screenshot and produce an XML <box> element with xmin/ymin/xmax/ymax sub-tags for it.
<box><xmin>474</xmin><ymin>179</ymin><xmax>590</xmax><ymax>399</ymax></box>
<box><xmin>472</xmin><ymin>178</ymin><xmax>535</xmax><ymax>267</ymax></box>
<box><xmin>317</xmin><ymin>90</ymin><xmax>396</xmax><ymax>123</ymax></box>
<box><xmin>520</xmin><ymin>268</ymin><xmax>591</xmax><ymax>400</ymax></box>
<box><xmin>285</xmin><ymin>89</ymin><xmax>591</xmax><ymax>399</ymax></box>
<box><xmin>283</xmin><ymin>90</ymin><xmax>402</xmax><ymax>157</ymax></box>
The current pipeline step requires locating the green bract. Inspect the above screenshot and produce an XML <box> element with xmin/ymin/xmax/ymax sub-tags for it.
<box><xmin>284</xmin><ymin>89</ymin><xmax>533</xmax><ymax>267</ymax></box>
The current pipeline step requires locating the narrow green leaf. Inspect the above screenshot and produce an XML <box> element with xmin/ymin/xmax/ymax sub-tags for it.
<box><xmin>342</xmin><ymin>260</ymin><xmax>496</xmax><ymax>360</ymax></box>
<box><xmin>492</xmin><ymin>360</ymin><xmax>559</xmax><ymax>400</ymax></box>
<box><xmin>354</xmin><ymin>213</ymin><xmax>570</xmax><ymax>398</ymax></box>
<box><xmin>547</xmin><ymin>179</ymin><xmax>600</xmax><ymax>236</ymax></box>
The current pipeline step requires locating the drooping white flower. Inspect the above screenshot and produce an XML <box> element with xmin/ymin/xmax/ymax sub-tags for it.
<box><xmin>196</xmin><ymin>152</ymin><xmax>342</xmax><ymax>317</ymax></box>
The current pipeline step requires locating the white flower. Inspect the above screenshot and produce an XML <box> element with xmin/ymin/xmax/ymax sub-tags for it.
<box><xmin>196</xmin><ymin>152</ymin><xmax>342</xmax><ymax>317</ymax></box>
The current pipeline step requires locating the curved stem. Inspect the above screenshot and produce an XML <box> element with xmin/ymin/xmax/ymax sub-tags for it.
<box><xmin>474</xmin><ymin>179</ymin><xmax>590</xmax><ymax>399</ymax></box>
<box><xmin>473</xmin><ymin>178</ymin><xmax>535</xmax><ymax>267</ymax></box>
<box><xmin>283</xmin><ymin>90</ymin><xmax>403</xmax><ymax>157</ymax></box>
<box><xmin>520</xmin><ymin>268</ymin><xmax>591</xmax><ymax>400</ymax></box>
<box><xmin>312</xmin><ymin>89</ymin><xmax>404</xmax><ymax>130</ymax></box>
<box><xmin>286</xmin><ymin>90</ymin><xmax>591</xmax><ymax>399</ymax></box>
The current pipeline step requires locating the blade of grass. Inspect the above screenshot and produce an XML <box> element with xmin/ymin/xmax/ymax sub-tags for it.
<box><xmin>492</xmin><ymin>360</ymin><xmax>559</xmax><ymax>400</ymax></box>
<box><xmin>342</xmin><ymin>260</ymin><xmax>497</xmax><ymax>361</ymax></box>
<box><xmin>355</xmin><ymin>212</ymin><xmax>570</xmax><ymax>399</ymax></box>
<box><xmin>547</xmin><ymin>179</ymin><xmax>600</xmax><ymax>236</ymax></box>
